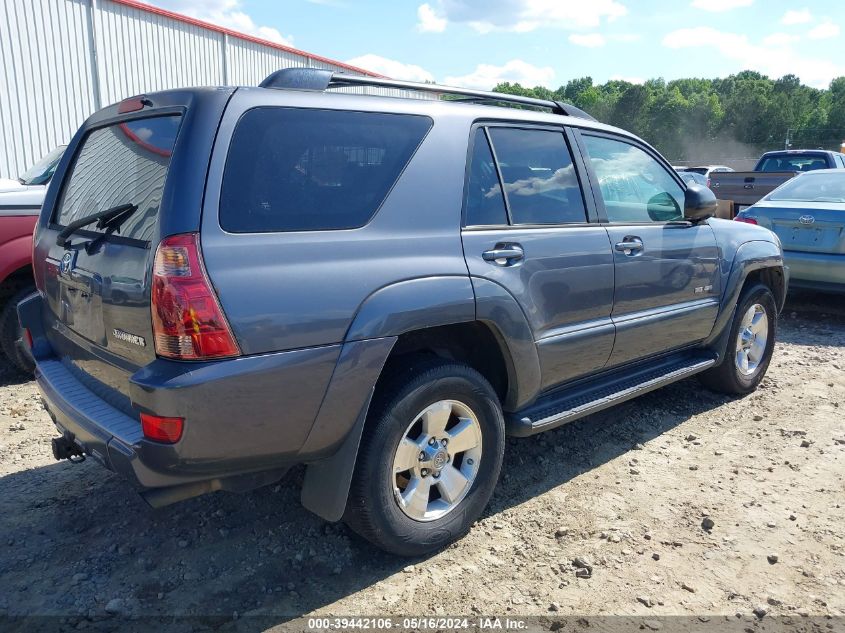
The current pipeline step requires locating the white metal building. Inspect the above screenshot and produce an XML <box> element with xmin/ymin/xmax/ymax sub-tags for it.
<box><xmin>0</xmin><ymin>0</ymin><xmax>401</xmax><ymax>178</ymax></box>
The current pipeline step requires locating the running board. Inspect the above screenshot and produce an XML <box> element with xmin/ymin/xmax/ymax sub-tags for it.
<box><xmin>507</xmin><ymin>354</ymin><xmax>717</xmax><ymax>437</ymax></box>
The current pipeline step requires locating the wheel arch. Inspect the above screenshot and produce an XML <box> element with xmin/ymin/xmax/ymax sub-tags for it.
<box><xmin>0</xmin><ymin>262</ymin><xmax>35</xmax><ymax>305</ymax></box>
<box><xmin>301</xmin><ymin>275</ymin><xmax>540</xmax><ymax>522</ymax></box>
<box><xmin>704</xmin><ymin>239</ymin><xmax>785</xmax><ymax>358</ymax></box>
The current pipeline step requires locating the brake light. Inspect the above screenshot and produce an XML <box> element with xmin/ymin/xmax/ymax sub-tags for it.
<box><xmin>151</xmin><ymin>233</ymin><xmax>240</xmax><ymax>360</ymax></box>
<box><xmin>24</xmin><ymin>329</ymin><xmax>33</xmax><ymax>349</ymax></box>
<box><xmin>118</xmin><ymin>96</ymin><xmax>148</xmax><ymax>113</ymax></box>
<box><xmin>734</xmin><ymin>216</ymin><xmax>758</xmax><ymax>225</ymax></box>
<box><xmin>140</xmin><ymin>413</ymin><xmax>184</xmax><ymax>443</ymax></box>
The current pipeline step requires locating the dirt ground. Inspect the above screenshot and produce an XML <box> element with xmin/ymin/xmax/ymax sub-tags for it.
<box><xmin>1</xmin><ymin>291</ymin><xmax>843</xmax><ymax>630</ymax></box>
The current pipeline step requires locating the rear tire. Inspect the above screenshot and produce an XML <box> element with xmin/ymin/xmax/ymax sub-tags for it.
<box><xmin>344</xmin><ymin>357</ymin><xmax>505</xmax><ymax>556</ymax></box>
<box><xmin>0</xmin><ymin>286</ymin><xmax>36</xmax><ymax>375</ymax></box>
<box><xmin>699</xmin><ymin>283</ymin><xmax>777</xmax><ymax>395</ymax></box>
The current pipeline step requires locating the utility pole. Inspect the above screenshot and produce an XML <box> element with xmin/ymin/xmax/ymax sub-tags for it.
<box><xmin>784</xmin><ymin>128</ymin><xmax>791</xmax><ymax>150</ymax></box>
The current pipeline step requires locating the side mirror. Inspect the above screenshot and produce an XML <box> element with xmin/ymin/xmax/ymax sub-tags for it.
<box><xmin>684</xmin><ymin>183</ymin><xmax>717</xmax><ymax>222</ymax></box>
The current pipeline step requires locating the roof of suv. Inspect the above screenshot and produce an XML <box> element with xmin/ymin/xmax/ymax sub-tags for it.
<box><xmin>242</xmin><ymin>85</ymin><xmax>630</xmax><ymax>137</ymax></box>
<box><xmin>241</xmin><ymin>67</ymin><xmax>637</xmax><ymax>141</ymax></box>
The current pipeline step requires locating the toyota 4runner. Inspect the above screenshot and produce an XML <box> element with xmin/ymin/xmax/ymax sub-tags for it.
<box><xmin>20</xmin><ymin>69</ymin><xmax>787</xmax><ymax>555</ymax></box>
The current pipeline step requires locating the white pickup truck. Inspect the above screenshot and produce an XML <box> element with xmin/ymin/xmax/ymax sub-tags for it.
<box><xmin>710</xmin><ymin>149</ymin><xmax>845</xmax><ymax>210</ymax></box>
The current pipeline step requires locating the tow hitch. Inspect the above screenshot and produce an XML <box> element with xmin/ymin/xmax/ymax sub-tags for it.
<box><xmin>52</xmin><ymin>436</ymin><xmax>85</xmax><ymax>463</ymax></box>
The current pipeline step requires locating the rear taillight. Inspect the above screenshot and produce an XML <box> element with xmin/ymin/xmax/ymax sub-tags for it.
<box><xmin>734</xmin><ymin>216</ymin><xmax>758</xmax><ymax>225</ymax></box>
<box><xmin>24</xmin><ymin>328</ymin><xmax>33</xmax><ymax>349</ymax></box>
<box><xmin>151</xmin><ymin>233</ymin><xmax>240</xmax><ymax>360</ymax></box>
<box><xmin>140</xmin><ymin>413</ymin><xmax>184</xmax><ymax>443</ymax></box>
<box><xmin>706</xmin><ymin>177</ymin><xmax>711</xmax><ymax>188</ymax></box>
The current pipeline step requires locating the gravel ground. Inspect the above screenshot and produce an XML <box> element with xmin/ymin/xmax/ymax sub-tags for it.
<box><xmin>0</xmin><ymin>291</ymin><xmax>843</xmax><ymax>630</ymax></box>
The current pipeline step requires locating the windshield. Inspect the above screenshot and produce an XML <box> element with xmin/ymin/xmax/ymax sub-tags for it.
<box><xmin>759</xmin><ymin>155</ymin><xmax>829</xmax><ymax>173</ymax></box>
<box><xmin>768</xmin><ymin>172</ymin><xmax>845</xmax><ymax>203</ymax></box>
<box><xmin>19</xmin><ymin>146</ymin><xmax>66</xmax><ymax>185</ymax></box>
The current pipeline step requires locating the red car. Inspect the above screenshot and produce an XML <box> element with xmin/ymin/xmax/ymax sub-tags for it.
<box><xmin>0</xmin><ymin>146</ymin><xmax>65</xmax><ymax>373</ymax></box>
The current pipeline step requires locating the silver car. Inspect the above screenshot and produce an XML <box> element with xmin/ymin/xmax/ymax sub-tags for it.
<box><xmin>735</xmin><ymin>169</ymin><xmax>845</xmax><ymax>292</ymax></box>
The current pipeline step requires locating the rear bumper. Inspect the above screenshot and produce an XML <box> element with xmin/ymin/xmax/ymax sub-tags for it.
<box><xmin>37</xmin><ymin>358</ymin><xmax>188</xmax><ymax>488</ymax></box>
<box><xmin>784</xmin><ymin>250</ymin><xmax>845</xmax><ymax>291</ymax></box>
<box><xmin>18</xmin><ymin>292</ymin><xmax>393</xmax><ymax>493</ymax></box>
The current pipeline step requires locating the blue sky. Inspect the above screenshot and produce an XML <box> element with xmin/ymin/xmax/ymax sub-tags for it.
<box><xmin>151</xmin><ymin>0</ymin><xmax>845</xmax><ymax>89</ymax></box>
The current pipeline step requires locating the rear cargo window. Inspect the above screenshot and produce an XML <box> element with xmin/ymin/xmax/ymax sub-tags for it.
<box><xmin>220</xmin><ymin>108</ymin><xmax>432</xmax><ymax>232</ymax></box>
<box><xmin>759</xmin><ymin>155</ymin><xmax>829</xmax><ymax>172</ymax></box>
<box><xmin>54</xmin><ymin>115</ymin><xmax>182</xmax><ymax>242</ymax></box>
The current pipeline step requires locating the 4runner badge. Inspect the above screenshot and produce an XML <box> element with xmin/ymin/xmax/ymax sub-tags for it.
<box><xmin>112</xmin><ymin>329</ymin><xmax>146</xmax><ymax>347</ymax></box>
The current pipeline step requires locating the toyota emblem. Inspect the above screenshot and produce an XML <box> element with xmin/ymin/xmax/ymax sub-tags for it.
<box><xmin>798</xmin><ymin>215</ymin><xmax>815</xmax><ymax>225</ymax></box>
<box><xmin>60</xmin><ymin>251</ymin><xmax>75</xmax><ymax>275</ymax></box>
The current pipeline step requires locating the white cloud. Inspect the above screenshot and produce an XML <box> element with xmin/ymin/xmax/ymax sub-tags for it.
<box><xmin>808</xmin><ymin>21</ymin><xmax>840</xmax><ymax>40</ymax></box>
<box><xmin>344</xmin><ymin>54</ymin><xmax>434</xmax><ymax>82</ymax></box>
<box><xmin>150</xmin><ymin>0</ymin><xmax>293</xmax><ymax>45</ymax></box>
<box><xmin>612</xmin><ymin>33</ymin><xmax>642</xmax><ymax>43</ymax></box>
<box><xmin>418</xmin><ymin>0</ymin><xmax>627</xmax><ymax>34</ymax></box>
<box><xmin>781</xmin><ymin>9</ymin><xmax>813</xmax><ymax>25</ymax></box>
<box><xmin>762</xmin><ymin>32</ymin><xmax>800</xmax><ymax>46</ymax></box>
<box><xmin>568</xmin><ymin>33</ymin><xmax>606</xmax><ymax>48</ymax></box>
<box><xmin>690</xmin><ymin>0</ymin><xmax>752</xmax><ymax>11</ymax></box>
<box><xmin>444</xmin><ymin>60</ymin><xmax>555</xmax><ymax>90</ymax></box>
<box><xmin>662</xmin><ymin>26</ymin><xmax>845</xmax><ymax>88</ymax></box>
<box><xmin>417</xmin><ymin>3</ymin><xmax>447</xmax><ymax>32</ymax></box>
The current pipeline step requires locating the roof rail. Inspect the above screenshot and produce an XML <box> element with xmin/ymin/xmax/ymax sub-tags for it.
<box><xmin>259</xmin><ymin>68</ymin><xmax>597</xmax><ymax>122</ymax></box>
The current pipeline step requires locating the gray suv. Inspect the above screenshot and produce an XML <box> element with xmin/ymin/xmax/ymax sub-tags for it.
<box><xmin>20</xmin><ymin>69</ymin><xmax>787</xmax><ymax>555</ymax></box>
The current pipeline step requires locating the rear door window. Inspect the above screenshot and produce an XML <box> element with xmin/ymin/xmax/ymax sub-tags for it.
<box><xmin>487</xmin><ymin>127</ymin><xmax>587</xmax><ymax>225</ymax></box>
<box><xmin>464</xmin><ymin>128</ymin><xmax>508</xmax><ymax>226</ymax></box>
<box><xmin>54</xmin><ymin>115</ymin><xmax>182</xmax><ymax>242</ymax></box>
<box><xmin>220</xmin><ymin>108</ymin><xmax>431</xmax><ymax>232</ymax></box>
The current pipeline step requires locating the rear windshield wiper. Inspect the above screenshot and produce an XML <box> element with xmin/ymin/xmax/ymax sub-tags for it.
<box><xmin>56</xmin><ymin>203</ymin><xmax>138</xmax><ymax>247</ymax></box>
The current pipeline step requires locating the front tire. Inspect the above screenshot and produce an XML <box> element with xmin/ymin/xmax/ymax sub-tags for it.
<box><xmin>344</xmin><ymin>357</ymin><xmax>505</xmax><ymax>556</ymax></box>
<box><xmin>0</xmin><ymin>286</ymin><xmax>36</xmax><ymax>375</ymax></box>
<box><xmin>699</xmin><ymin>283</ymin><xmax>777</xmax><ymax>395</ymax></box>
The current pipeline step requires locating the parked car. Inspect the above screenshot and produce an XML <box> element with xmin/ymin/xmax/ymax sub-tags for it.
<box><xmin>0</xmin><ymin>145</ymin><xmax>66</xmax><ymax>373</ymax></box>
<box><xmin>676</xmin><ymin>164</ymin><xmax>733</xmax><ymax>187</ymax></box>
<box><xmin>676</xmin><ymin>170</ymin><xmax>709</xmax><ymax>188</ymax></box>
<box><xmin>710</xmin><ymin>149</ymin><xmax>845</xmax><ymax>210</ymax></box>
<box><xmin>20</xmin><ymin>70</ymin><xmax>787</xmax><ymax>556</ymax></box>
<box><xmin>736</xmin><ymin>169</ymin><xmax>845</xmax><ymax>293</ymax></box>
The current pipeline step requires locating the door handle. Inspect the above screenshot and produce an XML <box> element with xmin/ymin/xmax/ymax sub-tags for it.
<box><xmin>482</xmin><ymin>245</ymin><xmax>524</xmax><ymax>265</ymax></box>
<box><xmin>615</xmin><ymin>237</ymin><xmax>644</xmax><ymax>255</ymax></box>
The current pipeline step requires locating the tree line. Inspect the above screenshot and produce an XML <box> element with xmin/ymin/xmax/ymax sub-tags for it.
<box><xmin>493</xmin><ymin>71</ymin><xmax>845</xmax><ymax>164</ymax></box>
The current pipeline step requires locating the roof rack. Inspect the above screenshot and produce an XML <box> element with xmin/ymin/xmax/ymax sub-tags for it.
<box><xmin>259</xmin><ymin>68</ymin><xmax>597</xmax><ymax>122</ymax></box>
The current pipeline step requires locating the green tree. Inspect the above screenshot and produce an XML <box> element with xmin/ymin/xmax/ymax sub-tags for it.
<box><xmin>492</xmin><ymin>70</ymin><xmax>844</xmax><ymax>161</ymax></box>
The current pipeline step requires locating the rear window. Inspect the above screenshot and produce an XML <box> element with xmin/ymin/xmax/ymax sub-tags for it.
<box><xmin>220</xmin><ymin>108</ymin><xmax>432</xmax><ymax>233</ymax></box>
<box><xmin>55</xmin><ymin>115</ymin><xmax>182</xmax><ymax>242</ymax></box>
<box><xmin>759</xmin><ymin>155</ymin><xmax>829</xmax><ymax>173</ymax></box>
<box><xmin>768</xmin><ymin>172</ymin><xmax>845</xmax><ymax>202</ymax></box>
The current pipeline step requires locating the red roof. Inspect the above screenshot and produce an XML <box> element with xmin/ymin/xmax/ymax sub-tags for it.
<box><xmin>111</xmin><ymin>0</ymin><xmax>382</xmax><ymax>78</ymax></box>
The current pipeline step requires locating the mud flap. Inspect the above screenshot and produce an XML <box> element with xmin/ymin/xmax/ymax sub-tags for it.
<box><xmin>300</xmin><ymin>390</ymin><xmax>373</xmax><ymax>522</ymax></box>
